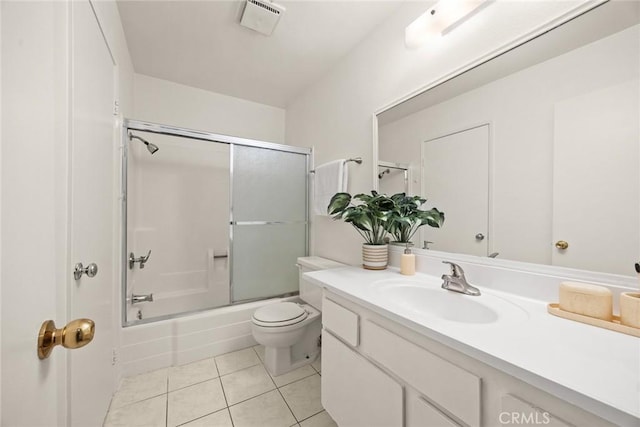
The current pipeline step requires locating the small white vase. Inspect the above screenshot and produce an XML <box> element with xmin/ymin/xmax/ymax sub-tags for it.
<box><xmin>362</xmin><ymin>244</ymin><xmax>388</xmax><ymax>270</ymax></box>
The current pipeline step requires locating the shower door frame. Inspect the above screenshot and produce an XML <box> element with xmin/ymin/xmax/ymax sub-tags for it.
<box><xmin>121</xmin><ymin>119</ymin><xmax>311</xmax><ymax>326</ymax></box>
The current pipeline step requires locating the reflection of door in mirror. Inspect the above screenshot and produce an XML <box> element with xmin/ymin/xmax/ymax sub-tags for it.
<box><xmin>376</xmin><ymin>2</ymin><xmax>639</xmax><ymax>276</ymax></box>
<box><xmin>422</xmin><ymin>125</ymin><xmax>489</xmax><ymax>256</ymax></box>
<box><xmin>378</xmin><ymin>162</ymin><xmax>409</xmax><ymax>195</ymax></box>
<box><xmin>552</xmin><ymin>80</ymin><xmax>639</xmax><ymax>275</ymax></box>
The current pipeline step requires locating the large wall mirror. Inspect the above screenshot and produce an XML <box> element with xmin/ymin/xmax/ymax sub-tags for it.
<box><xmin>376</xmin><ymin>1</ymin><xmax>639</xmax><ymax>277</ymax></box>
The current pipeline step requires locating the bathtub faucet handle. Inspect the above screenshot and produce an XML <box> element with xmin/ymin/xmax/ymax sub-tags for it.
<box><xmin>129</xmin><ymin>250</ymin><xmax>152</xmax><ymax>269</ymax></box>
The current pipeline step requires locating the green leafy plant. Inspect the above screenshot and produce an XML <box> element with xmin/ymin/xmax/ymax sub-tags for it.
<box><xmin>385</xmin><ymin>193</ymin><xmax>445</xmax><ymax>243</ymax></box>
<box><xmin>328</xmin><ymin>191</ymin><xmax>394</xmax><ymax>245</ymax></box>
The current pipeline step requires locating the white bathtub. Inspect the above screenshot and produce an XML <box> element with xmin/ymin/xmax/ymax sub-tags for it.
<box><xmin>119</xmin><ymin>296</ymin><xmax>291</xmax><ymax>378</ymax></box>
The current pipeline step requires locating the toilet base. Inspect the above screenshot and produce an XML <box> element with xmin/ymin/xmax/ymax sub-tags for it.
<box><xmin>262</xmin><ymin>314</ymin><xmax>321</xmax><ymax>376</ymax></box>
<box><xmin>264</xmin><ymin>346</ymin><xmax>319</xmax><ymax>377</ymax></box>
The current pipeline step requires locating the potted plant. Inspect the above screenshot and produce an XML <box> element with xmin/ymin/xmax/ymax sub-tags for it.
<box><xmin>386</xmin><ymin>193</ymin><xmax>445</xmax><ymax>245</ymax></box>
<box><xmin>328</xmin><ymin>191</ymin><xmax>394</xmax><ymax>270</ymax></box>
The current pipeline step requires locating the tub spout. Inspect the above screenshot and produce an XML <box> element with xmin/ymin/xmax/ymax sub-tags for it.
<box><xmin>131</xmin><ymin>293</ymin><xmax>154</xmax><ymax>304</ymax></box>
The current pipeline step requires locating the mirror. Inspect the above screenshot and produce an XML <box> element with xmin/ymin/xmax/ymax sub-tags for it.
<box><xmin>377</xmin><ymin>1</ymin><xmax>639</xmax><ymax>276</ymax></box>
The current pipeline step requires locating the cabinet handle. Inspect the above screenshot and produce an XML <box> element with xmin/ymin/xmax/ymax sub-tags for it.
<box><xmin>555</xmin><ymin>240</ymin><xmax>569</xmax><ymax>250</ymax></box>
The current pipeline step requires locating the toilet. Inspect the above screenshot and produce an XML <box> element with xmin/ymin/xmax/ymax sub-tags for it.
<box><xmin>251</xmin><ymin>256</ymin><xmax>345</xmax><ymax>376</ymax></box>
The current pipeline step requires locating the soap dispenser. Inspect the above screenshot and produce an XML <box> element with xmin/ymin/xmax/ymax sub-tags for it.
<box><xmin>400</xmin><ymin>243</ymin><xmax>415</xmax><ymax>276</ymax></box>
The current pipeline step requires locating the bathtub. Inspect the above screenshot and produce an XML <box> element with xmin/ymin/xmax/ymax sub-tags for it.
<box><xmin>119</xmin><ymin>296</ymin><xmax>292</xmax><ymax>378</ymax></box>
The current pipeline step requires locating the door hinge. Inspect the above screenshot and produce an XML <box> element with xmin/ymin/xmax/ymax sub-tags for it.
<box><xmin>113</xmin><ymin>100</ymin><xmax>120</xmax><ymax>116</ymax></box>
<box><xmin>112</xmin><ymin>349</ymin><xmax>118</xmax><ymax>366</ymax></box>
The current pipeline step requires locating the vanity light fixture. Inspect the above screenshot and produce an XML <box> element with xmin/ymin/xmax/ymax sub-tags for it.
<box><xmin>405</xmin><ymin>0</ymin><xmax>491</xmax><ymax>49</ymax></box>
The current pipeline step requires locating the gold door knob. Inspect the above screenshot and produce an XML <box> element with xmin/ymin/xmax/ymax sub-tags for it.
<box><xmin>38</xmin><ymin>318</ymin><xmax>95</xmax><ymax>360</ymax></box>
<box><xmin>555</xmin><ymin>240</ymin><xmax>569</xmax><ymax>250</ymax></box>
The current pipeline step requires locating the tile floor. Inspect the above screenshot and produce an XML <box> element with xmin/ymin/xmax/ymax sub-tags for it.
<box><xmin>104</xmin><ymin>345</ymin><xmax>336</xmax><ymax>427</ymax></box>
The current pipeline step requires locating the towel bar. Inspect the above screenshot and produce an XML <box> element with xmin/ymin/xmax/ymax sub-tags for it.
<box><xmin>310</xmin><ymin>157</ymin><xmax>362</xmax><ymax>174</ymax></box>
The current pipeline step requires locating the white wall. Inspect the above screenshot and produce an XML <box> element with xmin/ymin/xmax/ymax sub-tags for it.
<box><xmin>380</xmin><ymin>25</ymin><xmax>639</xmax><ymax>266</ymax></box>
<box><xmin>286</xmin><ymin>1</ymin><xmax>593</xmax><ymax>266</ymax></box>
<box><xmin>133</xmin><ymin>73</ymin><xmax>286</xmax><ymax>143</ymax></box>
<box><xmin>92</xmin><ymin>1</ymin><xmax>135</xmax><ymax>117</ymax></box>
<box><xmin>90</xmin><ymin>0</ymin><xmax>136</xmax><ymax>400</ymax></box>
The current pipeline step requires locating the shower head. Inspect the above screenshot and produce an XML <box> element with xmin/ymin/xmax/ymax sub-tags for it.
<box><xmin>378</xmin><ymin>168</ymin><xmax>390</xmax><ymax>179</ymax></box>
<box><xmin>129</xmin><ymin>132</ymin><xmax>159</xmax><ymax>155</ymax></box>
<box><xmin>146</xmin><ymin>142</ymin><xmax>159</xmax><ymax>154</ymax></box>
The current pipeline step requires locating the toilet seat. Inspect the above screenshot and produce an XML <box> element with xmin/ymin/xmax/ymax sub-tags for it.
<box><xmin>252</xmin><ymin>302</ymin><xmax>308</xmax><ymax>327</ymax></box>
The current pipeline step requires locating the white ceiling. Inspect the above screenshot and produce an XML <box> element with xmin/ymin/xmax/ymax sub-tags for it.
<box><xmin>117</xmin><ymin>0</ymin><xmax>406</xmax><ymax>108</ymax></box>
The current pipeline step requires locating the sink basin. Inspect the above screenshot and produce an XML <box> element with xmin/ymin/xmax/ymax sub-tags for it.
<box><xmin>372</xmin><ymin>279</ymin><xmax>528</xmax><ymax>325</ymax></box>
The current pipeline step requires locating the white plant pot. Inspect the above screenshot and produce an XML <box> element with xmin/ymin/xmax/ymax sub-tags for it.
<box><xmin>362</xmin><ymin>244</ymin><xmax>388</xmax><ymax>270</ymax></box>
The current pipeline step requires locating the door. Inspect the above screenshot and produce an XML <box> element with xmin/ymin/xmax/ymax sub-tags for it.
<box><xmin>1</xmin><ymin>2</ymin><xmax>71</xmax><ymax>425</ymax></box>
<box><xmin>69</xmin><ymin>1</ymin><xmax>117</xmax><ymax>425</ymax></box>
<box><xmin>552</xmin><ymin>80</ymin><xmax>639</xmax><ymax>275</ymax></box>
<box><xmin>231</xmin><ymin>145</ymin><xmax>308</xmax><ymax>302</ymax></box>
<box><xmin>125</xmin><ymin>133</ymin><xmax>231</xmax><ymax>322</ymax></box>
<box><xmin>422</xmin><ymin>125</ymin><xmax>490</xmax><ymax>256</ymax></box>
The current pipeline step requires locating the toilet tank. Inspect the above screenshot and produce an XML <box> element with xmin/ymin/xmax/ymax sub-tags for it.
<box><xmin>297</xmin><ymin>256</ymin><xmax>346</xmax><ymax>311</ymax></box>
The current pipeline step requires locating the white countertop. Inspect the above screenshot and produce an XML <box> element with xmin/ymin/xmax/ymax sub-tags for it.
<box><xmin>305</xmin><ymin>267</ymin><xmax>640</xmax><ymax>426</ymax></box>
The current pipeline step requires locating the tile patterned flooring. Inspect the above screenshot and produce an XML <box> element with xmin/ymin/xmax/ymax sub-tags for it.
<box><xmin>104</xmin><ymin>345</ymin><xmax>335</xmax><ymax>427</ymax></box>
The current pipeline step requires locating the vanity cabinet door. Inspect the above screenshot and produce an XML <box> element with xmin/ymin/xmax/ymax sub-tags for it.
<box><xmin>321</xmin><ymin>330</ymin><xmax>403</xmax><ymax>427</ymax></box>
<box><xmin>363</xmin><ymin>320</ymin><xmax>481</xmax><ymax>427</ymax></box>
<box><xmin>407</xmin><ymin>395</ymin><xmax>462</xmax><ymax>427</ymax></box>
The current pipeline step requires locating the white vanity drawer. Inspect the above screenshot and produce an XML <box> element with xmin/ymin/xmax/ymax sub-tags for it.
<box><xmin>363</xmin><ymin>320</ymin><xmax>481</xmax><ymax>427</ymax></box>
<box><xmin>408</xmin><ymin>395</ymin><xmax>462</xmax><ymax>427</ymax></box>
<box><xmin>501</xmin><ymin>394</ymin><xmax>572</xmax><ymax>427</ymax></box>
<box><xmin>322</xmin><ymin>297</ymin><xmax>359</xmax><ymax>346</ymax></box>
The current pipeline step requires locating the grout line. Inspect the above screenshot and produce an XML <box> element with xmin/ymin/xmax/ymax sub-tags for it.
<box><xmin>218</xmin><ymin>374</ymin><xmax>231</xmax><ymax>409</ymax></box>
<box><xmin>272</xmin><ymin>370</ymin><xmax>317</xmax><ymax>388</ymax></box>
<box><xmin>165</xmin><ymin>377</ymin><xmax>169</xmax><ymax>427</ymax></box>
<box><xmin>227</xmin><ymin>407</ymin><xmax>235</xmax><ymax>427</ymax></box>
<box><xmin>227</xmin><ymin>388</ymin><xmax>276</xmax><ymax>408</ymax></box>
<box><xmin>109</xmin><ymin>391</ymin><xmax>168</xmax><ymax>411</ymax></box>
<box><xmin>277</xmin><ymin>373</ymin><xmax>323</xmax><ymax>423</ymax></box>
<box><xmin>275</xmin><ymin>386</ymin><xmax>299</xmax><ymax>423</ymax></box>
<box><xmin>175</xmin><ymin>407</ymin><xmax>230</xmax><ymax>427</ymax></box>
<box><xmin>218</xmin><ymin>361</ymin><xmax>261</xmax><ymax>379</ymax></box>
<box><xmin>211</xmin><ymin>356</ymin><xmax>221</xmax><ymax>379</ymax></box>
<box><xmin>212</xmin><ymin>356</ymin><xmax>232</xmax><ymax>409</ymax></box>
<box><xmin>297</xmin><ymin>409</ymin><xmax>325</xmax><ymax>424</ymax></box>
<box><xmin>167</xmin><ymin>375</ymin><xmax>220</xmax><ymax>394</ymax></box>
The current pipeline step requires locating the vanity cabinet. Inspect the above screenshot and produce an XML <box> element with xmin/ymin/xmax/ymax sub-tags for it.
<box><xmin>321</xmin><ymin>291</ymin><xmax>616</xmax><ymax>427</ymax></box>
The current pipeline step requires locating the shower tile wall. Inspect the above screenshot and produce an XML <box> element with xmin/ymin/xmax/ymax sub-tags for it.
<box><xmin>127</xmin><ymin>134</ymin><xmax>231</xmax><ymax>321</ymax></box>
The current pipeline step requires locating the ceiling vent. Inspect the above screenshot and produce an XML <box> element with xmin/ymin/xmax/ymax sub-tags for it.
<box><xmin>240</xmin><ymin>0</ymin><xmax>286</xmax><ymax>36</ymax></box>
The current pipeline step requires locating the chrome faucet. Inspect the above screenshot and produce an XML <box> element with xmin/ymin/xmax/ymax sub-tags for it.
<box><xmin>441</xmin><ymin>261</ymin><xmax>481</xmax><ymax>296</ymax></box>
<box><xmin>130</xmin><ymin>293</ymin><xmax>154</xmax><ymax>304</ymax></box>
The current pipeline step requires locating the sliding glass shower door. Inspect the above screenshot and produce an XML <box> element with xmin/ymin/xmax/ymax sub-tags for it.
<box><xmin>231</xmin><ymin>145</ymin><xmax>308</xmax><ymax>302</ymax></box>
<box><xmin>123</xmin><ymin>119</ymin><xmax>310</xmax><ymax>325</ymax></box>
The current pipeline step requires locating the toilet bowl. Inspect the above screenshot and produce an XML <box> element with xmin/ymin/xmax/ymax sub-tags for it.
<box><xmin>251</xmin><ymin>256</ymin><xmax>345</xmax><ymax>376</ymax></box>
